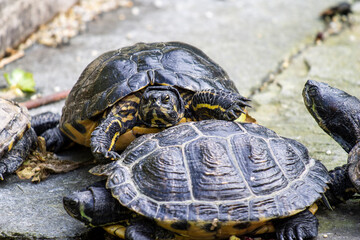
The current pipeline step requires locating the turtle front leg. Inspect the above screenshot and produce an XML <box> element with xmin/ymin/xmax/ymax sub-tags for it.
<box><xmin>273</xmin><ymin>209</ymin><xmax>318</xmax><ymax>240</ymax></box>
<box><xmin>32</xmin><ymin>112</ymin><xmax>70</xmax><ymax>152</ymax></box>
<box><xmin>324</xmin><ymin>164</ymin><xmax>357</xmax><ymax>206</ymax></box>
<box><xmin>125</xmin><ymin>218</ymin><xmax>176</xmax><ymax>240</ymax></box>
<box><xmin>91</xmin><ymin>112</ymin><xmax>137</xmax><ymax>162</ymax></box>
<box><xmin>125</xmin><ymin>220</ymin><xmax>155</xmax><ymax>240</ymax></box>
<box><xmin>190</xmin><ymin>89</ymin><xmax>250</xmax><ymax>121</ymax></box>
<box><xmin>40</xmin><ymin>127</ymin><xmax>72</xmax><ymax>152</ymax></box>
<box><xmin>0</xmin><ymin>128</ymin><xmax>37</xmax><ymax>180</ymax></box>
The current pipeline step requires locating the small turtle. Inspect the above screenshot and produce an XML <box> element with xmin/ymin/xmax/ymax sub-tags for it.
<box><xmin>0</xmin><ymin>98</ymin><xmax>59</xmax><ymax>180</ymax></box>
<box><xmin>303</xmin><ymin>79</ymin><xmax>360</xmax><ymax>197</ymax></box>
<box><xmin>64</xmin><ymin>120</ymin><xmax>332</xmax><ymax>240</ymax></box>
<box><xmin>42</xmin><ymin>42</ymin><xmax>250</xmax><ymax>161</ymax></box>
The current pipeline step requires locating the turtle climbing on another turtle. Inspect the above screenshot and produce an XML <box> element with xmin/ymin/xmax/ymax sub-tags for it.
<box><xmin>0</xmin><ymin>98</ymin><xmax>59</xmax><ymax>180</ymax></box>
<box><xmin>303</xmin><ymin>79</ymin><xmax>359</xmax><ymax>203</ymax></box>
<box><xmin>41</xmin><ymin>42</ymin><xmax>250</xmax><ymax>161</ymax></box>
<box><xmin>64</xmin><ymin>120</ymin><xmax>333</xmax><ymax>240</ymax></box>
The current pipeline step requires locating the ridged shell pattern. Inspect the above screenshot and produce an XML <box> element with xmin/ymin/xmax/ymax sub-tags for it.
<box><xmin>61</xmin><ymin>42</ymin><xmax>238</xmax><ymax>124</ymax></box>
<box><xmin>0</xmin><ymin>98</ymin><xmax>30</xmax><ymax>157</ymax></box>
<box><xmin>91</xmin><ymin>120</ymin><xmax>330</xmax><ymax>222</ymax></box>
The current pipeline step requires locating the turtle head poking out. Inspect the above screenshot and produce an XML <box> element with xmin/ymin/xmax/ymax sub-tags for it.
<box><xmin>63</xmin><ymin>190</ymin><xmax>95</xmax><ymax>225</ymax></box>
<box><xmin>139</xmin><ymin>85</ymin><xmax>185</xmax><ymax>128</ymax></box>
<box><xmin>63</xmin><ymin>183</ymin><xmax>131</xmax><ymax>227</ymax></box>
<box><xmin>303</xmin><ymin>79</ymin><xmax>360</xmax><ymax>153</ymax></box>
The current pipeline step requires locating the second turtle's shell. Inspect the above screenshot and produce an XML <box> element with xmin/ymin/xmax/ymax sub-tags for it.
<box><xmin>92</xmin><ymin>120</ymin><xmax>330</xmax><ymax>239</ymax></box>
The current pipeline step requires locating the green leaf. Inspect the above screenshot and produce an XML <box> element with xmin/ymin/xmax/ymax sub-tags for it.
<box><xmin>3</xmin><ymin>72</ymin><xmax>11</xmax><ymax>86</ymax></box>
<box><xmin>3</xmin><ymin>68</ymin><xmax>36</xmax><ymax>92</ymax></box>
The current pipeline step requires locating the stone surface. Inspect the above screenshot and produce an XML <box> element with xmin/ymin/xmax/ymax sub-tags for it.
<box><xmin>0</xmin><ymin>148</ymin><xmax>103</xmax><ymax>239</ymax></box>
<box><xmin>0</xmin><ymin>0</ymin><xmax>341</xmax><ymax>100</ymax></box>
<box><xmin>0</xmin><ymin>0</ymin><xmax>78</xmax><ymax>58</ymax></box>
<box><xmin>0</xmin><ymin>0</ymin><xmax>359</xmax><ymax>239</ymax></box>
<box><xmin>251</xmin><ymin>25</ymin><xmax>360</xmax><ymax>170</ymax></box>
<box><xmin>250</xmin><ymin>14</ymin><xmax>360</xmax><ymax>240</ymax></box>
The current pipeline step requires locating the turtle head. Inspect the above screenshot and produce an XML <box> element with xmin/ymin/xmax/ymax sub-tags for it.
<box><xmin>63</xmin><ymin>189</ymin><xmax>96</xmax><ymax>226</ymax></box>
<box><xmin>303</xmin><ymin>79</ymin><xmax>360</xmax><ymax>152</ymax></box>
<box><xmin>139</xmin><ymin>85</ymin><xmax>185</xmax><ymax>127</ymax></box>
<box><xmin>63</xmin><ymin>183</ymin><xmax>130</xmax><ymax>227</ymax></box>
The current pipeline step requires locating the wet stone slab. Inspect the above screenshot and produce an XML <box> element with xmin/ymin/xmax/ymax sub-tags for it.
<box><xmin>0</xmin><ymin>148</ymin><xmax>103</xmax><ymax>239</ymax></box>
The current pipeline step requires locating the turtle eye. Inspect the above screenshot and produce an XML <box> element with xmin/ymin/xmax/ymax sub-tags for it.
<box><xmin>162</xmin><ymin>95</ymin><xmax>170</xmax><ymax>103</ymax></box>
<box><xmin>307</xmin><ymin>86</ymin><xmax>318</xmax><ymax>97</ymax></box>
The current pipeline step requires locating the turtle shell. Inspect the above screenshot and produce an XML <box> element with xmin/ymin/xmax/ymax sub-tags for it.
<box><xmin>61</xmin><ymin>42</ymin><xmax>238</xmax><ymax>126</ymax></box>
<box><xmin>0</xmin><ymin>98</ymin><xmax>31</xmax><ymax>157</ymax></box>
<box><xmin>91</xmin><ymin>120</ymin><xmax>330</xmax><ymax>238</ymax></box>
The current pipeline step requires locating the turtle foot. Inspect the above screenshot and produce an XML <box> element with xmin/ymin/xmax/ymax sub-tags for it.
<box><xmin>274</xmin><ymin>210</ymin><xmax>318</xmax><ymax>240</ymax></box>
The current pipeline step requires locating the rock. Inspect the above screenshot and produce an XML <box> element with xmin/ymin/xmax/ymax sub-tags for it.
<box><xmin>0</xmin><ymin>148</ymin><xmax>103</xmax><ymax>239</ymax></box>
<box><xmin>0</xmin><ymin>0</ymin><xmax>77</xmax><ymax>58</ymax></box>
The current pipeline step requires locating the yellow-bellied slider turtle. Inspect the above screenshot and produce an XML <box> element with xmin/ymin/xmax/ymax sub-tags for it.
<box><xmin>303</xmin><ymin>80</ymin><xmax>360</xmax><ymax>197</ymax></box>
<box><xmin>0</xmin><ymin>99</ymin><xmax>58</xmax><ymax>180</ymax></box>
<box><xmin>64</xmin><ymin>120</ymin><xmax>331</xmax><ymax>240</ymax></box>
<box><xmin>42</xmin><ymin>42</ymin><xmax>250</xmax><ymax>161</ymax></box>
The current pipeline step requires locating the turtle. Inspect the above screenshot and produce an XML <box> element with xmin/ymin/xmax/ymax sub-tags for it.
<box><xmin>63</xmin><ymin>120</ymin><xmax>332</xmax><ymax>240</ymax></box>
<box><xmin>303</xmin><ymin>79</ymin><xmax>360</xmax><ymax>198</ymax></box>
<box><xmin>0</xmin><ymin>98</ymin><xmax>59</xmax><ymax>180</ymax></box>
<box><xmin>41</xmin><ymin>42</ymin><xmax>251</xmax><ymax>161</ymax></box>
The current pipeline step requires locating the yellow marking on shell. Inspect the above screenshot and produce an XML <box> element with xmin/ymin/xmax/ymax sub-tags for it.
<box><xmin>308</xmin><ymin>203</ymin><xmax>318</xmax><ymax>215</ymax></box>
<box><xmin>157</xmin><ymin>219</ymin><xmax>275</xmax><ymax>240</ymax></box>
<box><xmin>114</xmin><ymin>127</ymin><xmax>162</xmax><ymax>150</ymax></box>
<box><xmin>132</xmin><ymin>126</ymin><xmax>162</xmax><ymax>135</ymax></box>
<box><xmin>61</xmin><ymin>93</ymin><xmax>142</xmax><ymax>148</ymax></box>
<box><xmin>193</xmin><ymin>103</ymin><xmax>226</xmax><ymax>112</ymax></box>
<box><xmin>103</xmin><ymin>224</ymin><xmax>126</xmax><ymax>239</ymax></box>
<box><xmin>113</xmin><ymin>129</ymin><xmax>136</xmax><ymax>150</ymax></box>
<box><xmin>157</xmin><ymin>205</ymin><xmax>318</xmax><ymax>240</ymax></box>
<box><xmin>8</xmin><ymin>128</ymin><xmax>26</xmax><ymax>152</ymax></box>
<box><xmin>7</xmin><ymin>141</ymin><xmax>14</xmax><ymax>152</ymax></box>
<box><xmin>61</xmin><ymin>120</ymin><xmax>98</xmax><ymax>147</ymax></box>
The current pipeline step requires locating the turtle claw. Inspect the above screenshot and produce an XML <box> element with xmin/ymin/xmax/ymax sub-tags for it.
<box><xmin>92</xmin><ymin>145</ymin><xmax>121</xmax><ymax>162</ymax></box>
<box><xmin>238</xmin><ymin>97</ymin><xmax>252</xmax><ymax>108</ymax></box>
<box><xmin>275</xmin><ymin>210</ymin><xmax>318</xmax><ymax>240</ymax></box>
<box><xmin>105</xmin><ymin>151</ymin><xmax>121</xmax><ymax>161</ymax></box>
<box><xmin>224</xmin><ymin>103</ymin><xmax>246</xmax><ymax>120</ymax></box>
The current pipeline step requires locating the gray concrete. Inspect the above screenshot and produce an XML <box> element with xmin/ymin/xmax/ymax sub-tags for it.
<box><xmin>0</xmin><ymin>0</ymin><xmax>359</xmax><ymax>239</ymax></box>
